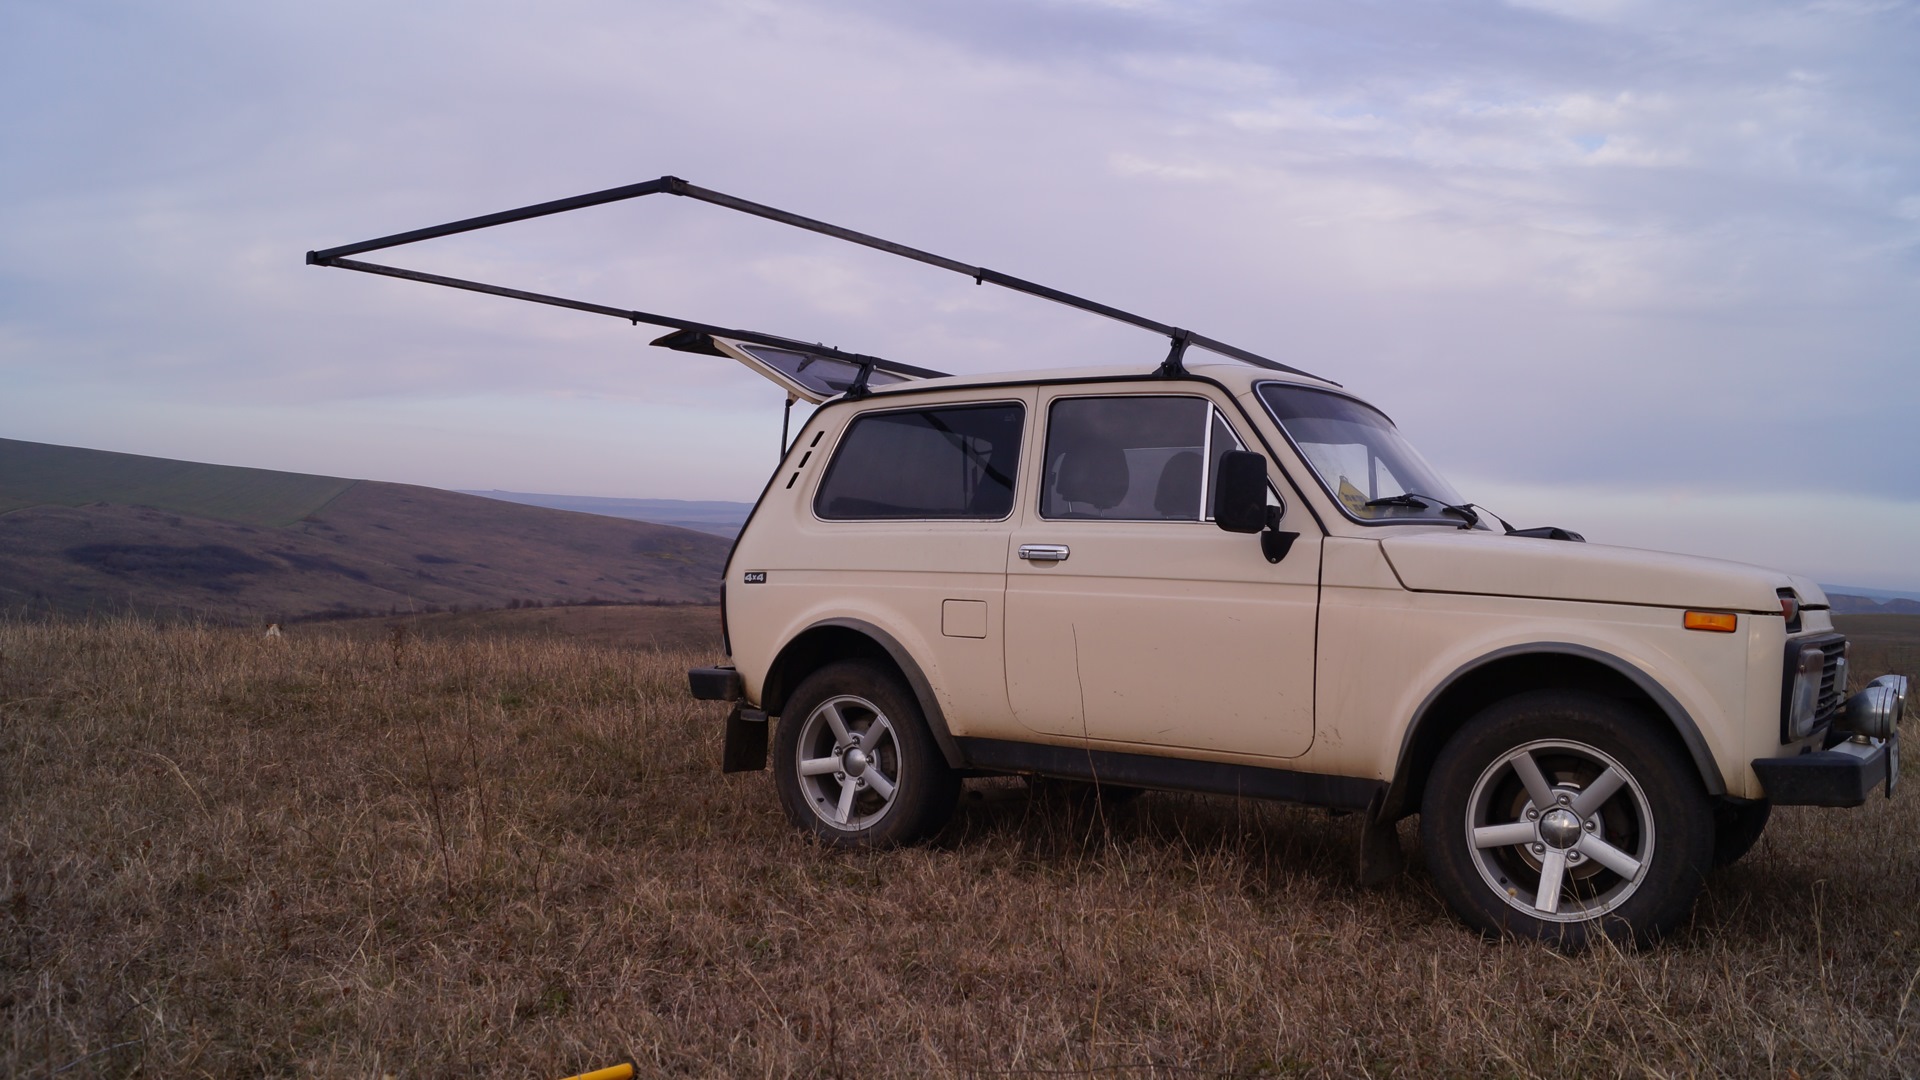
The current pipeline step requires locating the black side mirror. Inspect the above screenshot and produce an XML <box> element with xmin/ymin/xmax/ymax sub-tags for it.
<box><xmin>1213</xmin><ymin>451</ymin><xmax>1269</xmax><ymax>533</ymax></box>
<box><xmin>1215</xmin><ymin>450</ymin><xmax>1299</xmax><ymax>563</ymax></box>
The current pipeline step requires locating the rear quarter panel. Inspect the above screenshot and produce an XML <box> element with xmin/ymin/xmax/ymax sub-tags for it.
<box><xmin>724</xmin><ymin>388</ymin><xmax>1035</xmax><ymax>740</ymax></box>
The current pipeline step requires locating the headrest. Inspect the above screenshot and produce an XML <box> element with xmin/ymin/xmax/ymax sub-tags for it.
<box><xmin>1153</xmin><ymin>451</ymin><xmax>1202</xmax><ymax>518</ymax></box>
<box><xmin>1055</xmin><ymin>445</ymin><xmax>1128</xmax><ymax>510</ymax></box>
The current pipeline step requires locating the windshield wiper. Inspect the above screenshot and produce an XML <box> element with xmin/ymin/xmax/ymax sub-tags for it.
<box><xmin>1364</xmin><ymin>492</ymin><xmax>1481</xmax><ymax>529</ymax></box>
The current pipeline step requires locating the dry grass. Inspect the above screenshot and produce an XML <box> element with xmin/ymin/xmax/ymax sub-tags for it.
<box><xmin>3</xmin><ymin>617</ymin><xmax>1917</xmax><ymax>1078</ymax></box>
<box><xmin>302</xmin><ymin>603</ymin><xmax>723</xmax><ymax>654</ymax></box>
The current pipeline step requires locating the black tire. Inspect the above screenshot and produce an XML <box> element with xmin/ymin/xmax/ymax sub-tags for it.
<box><xmin>773</xmin><ymin>660</ymin><xmax>959</xmax><ymax>848</ymax></box>
<box><xmin>1419</xmin><ymin>690</ymin><xmax>1713</xmax><ymax>950</ymax></box>
<box><xmin>1711</xmin><ymin>799</ymin><xmax>1771</xmax><ymax>868</ymax></box>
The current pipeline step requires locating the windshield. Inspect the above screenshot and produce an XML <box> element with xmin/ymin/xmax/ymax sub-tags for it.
<box><xmin>1256</xmin><ymin>383</ymin><xmax>1470</xmax><ymax>524</ymax></box>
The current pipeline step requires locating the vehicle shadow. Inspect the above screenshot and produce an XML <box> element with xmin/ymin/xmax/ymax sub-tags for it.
<box><xmin>935</xmin><ymin>776</ymin><xmax>1434</xmax><ymax>903</ymax></box>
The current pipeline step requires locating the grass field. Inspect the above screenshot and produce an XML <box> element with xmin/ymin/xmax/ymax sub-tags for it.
<box><xmin>307</xmin><ymin>603</ymin><xmax>725</xmax><ymax>653</ymax></box>
<box><xmin>1836</xmin><ymin>615</ymin><xmax>1920</xmax><ymax>680</ymax></box>
<box><xmin>3</xmin><ymin>612</ymin><xmax>1918</xmax><ymax>1077</ymax></box>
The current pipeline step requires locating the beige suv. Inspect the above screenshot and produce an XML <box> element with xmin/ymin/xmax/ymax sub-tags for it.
<box><xmin>307</xmin><ymin>175</ymin><xmax>1906</xmax><ymax>948</ymax></box>
<box><xmin>690</xmin><ymin>340</ymin><xmax>1905</xmax><ymax>949</ymax></box>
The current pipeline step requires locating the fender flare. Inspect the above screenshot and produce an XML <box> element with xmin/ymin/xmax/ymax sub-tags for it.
<box><xmin>788</xmin><ymin>617</ymin><xmax>965</xmax><ymax>769</ymax></box>
<box><xmin>1381</xmin><ymin>642</ymin><xmax>1726</xmax><ymax>820</ymax></box>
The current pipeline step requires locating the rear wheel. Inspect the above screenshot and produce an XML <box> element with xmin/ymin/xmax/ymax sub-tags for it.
<box><xmin>773</xmin><ymin>660</ymin><xmax>958</xmax><ymax>848</ymax></box>
<box><xmin>1420</xmin><ymin>691</ymin><xmax>1713</xmax><ymax>950</ymax></box>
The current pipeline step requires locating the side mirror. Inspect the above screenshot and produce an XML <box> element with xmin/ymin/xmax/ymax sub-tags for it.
<box><xmin>1213</xmin><ymin>451</ymin><xmax>1270</xmax><ymax>534</ymax></box>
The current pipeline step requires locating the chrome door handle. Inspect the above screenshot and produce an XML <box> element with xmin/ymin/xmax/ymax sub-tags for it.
<box><xmin>1018</xmin><ymin>544</ymin><xmax>1070</xmax><ymax>562</ymax></box>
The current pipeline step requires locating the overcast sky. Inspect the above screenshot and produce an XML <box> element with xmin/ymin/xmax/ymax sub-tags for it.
<box><xmin>3</xmin><ymin>0</ymin><xmax>1917</xmax><ymax>590</ymax></box>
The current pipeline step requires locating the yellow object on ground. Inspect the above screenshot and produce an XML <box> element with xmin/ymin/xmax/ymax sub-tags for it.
<box><xmin>559</xmin><ymin>1064</ymin><xmax>634</xmax><ymax>1080</ymax></box>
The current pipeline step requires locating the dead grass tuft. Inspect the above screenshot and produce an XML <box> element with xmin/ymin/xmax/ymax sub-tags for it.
<box><xmin>2</xmin><ymin>616</ymin><xmax>1917</xmax><ymax>1077</ymax></box>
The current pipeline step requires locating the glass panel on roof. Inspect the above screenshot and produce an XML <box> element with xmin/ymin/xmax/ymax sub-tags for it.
<box><xmin>735</xmin><ymin>344</ymin><xmax>912</xmax><ymax>400</ymax></box>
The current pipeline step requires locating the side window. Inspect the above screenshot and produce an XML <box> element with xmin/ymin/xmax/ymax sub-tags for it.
<box><xmin>814</xmin><ymin>403</ymin><xmax>1025</xmax><ymax>520</ymax></box>
<box><xmin>1040</xmin><ymin>396</ymin><xmax>1243</xmax><ymax>521</ymax></box>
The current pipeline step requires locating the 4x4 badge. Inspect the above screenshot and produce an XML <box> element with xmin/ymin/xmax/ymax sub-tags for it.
<box><xmin>743</xmin><ymin>571</ymin><xmax>768</xmax><ymax>584</ymax></box>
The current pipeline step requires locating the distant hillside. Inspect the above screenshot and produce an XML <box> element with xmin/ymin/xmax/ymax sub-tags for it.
<box><xmin>461</xmin><ymin>490</ymin><xmax>752</xmax><ymax>537</ymax></box>
<box><xmin>0</xmin><ymin>437</ymin><xmax>355</xmax><ymax>525</ymax></box>
<box><xmin>1821</xmin><ymin>584</ymin><xmax>1920</xmax><ymax>615</ymax></box>
<box><xmin>1828</xmin><ymin>593</ymin><xmax>1920</xmax><ymax>615</ymax></box>
<box><xmin>0</xmin><ymin>439</ymin><xmax>728</xmax><ymax>622</ymax></box>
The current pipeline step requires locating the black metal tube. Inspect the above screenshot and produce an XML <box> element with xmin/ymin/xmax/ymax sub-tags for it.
<box><xmin>676</xmin><ymin>184</ymin><xmax>1180</xmax><ymax>339</ymax></box>
<box><xmin>308</xmin><ymin>176</ymin><xmax>681</xmax><ymax>264</ymax></box>
<box><xmin>675</xmin><ymin>182</ymin><xmax>979</xmax><ymax>278</ymax></box>
<box><xmin>324</xmin><ymin>257</ymin><xmax>948</xmax><ymax>379</ymax></box>
<box><xmin>1188</xmin><ymin>332</ymin><xmax>1312</xmax><ymax>376</ymax></box>
<box><xmin>308</xmin><ymin>175</ymin><xmax>1327</xmax><ymax>383</ymax></box>
<box><xmin>671</xmin><ymin>182</ymin><xmax>1315</xmax><ymax>377</ymax></box>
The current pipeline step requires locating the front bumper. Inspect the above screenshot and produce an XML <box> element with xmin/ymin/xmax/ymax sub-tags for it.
<box><xmin>1752</xmin><ymin>732</ymin><xmax>1898</xmax><ymax>807</ymax></box>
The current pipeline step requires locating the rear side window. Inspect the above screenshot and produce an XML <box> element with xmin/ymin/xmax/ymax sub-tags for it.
<box><xmin>814</xmin><ymin>403</ymin><xmax>1025</xmax><ymax>520</ymax></box>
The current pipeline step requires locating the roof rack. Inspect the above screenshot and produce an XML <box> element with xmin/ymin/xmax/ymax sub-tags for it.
<box><xmin>307</xmin><ymin>175</ymin><xmax>1325</xmax><ymax>389</ymax></box>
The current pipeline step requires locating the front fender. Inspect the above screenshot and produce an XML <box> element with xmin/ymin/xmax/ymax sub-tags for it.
<box><xmin>1380</xmin><ymin>642</ymin><xmax>1724</xmax><ymax>821</ymax></box>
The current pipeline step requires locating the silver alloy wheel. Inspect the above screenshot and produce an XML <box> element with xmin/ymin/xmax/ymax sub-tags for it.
<box><xmin>793</xmin><ymin>693</ymin><xmax>902</xmax><ymax>830</ymax></box>
<box><xmin>1464</xmin><ymin>738</ymin><xmax>1655</xmax><ymax>923</ymax></box>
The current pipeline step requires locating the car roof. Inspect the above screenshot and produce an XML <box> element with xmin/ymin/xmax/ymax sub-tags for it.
<box><xmin>856</xmin><ymin>357</ymin><xmax>1344</xmax><ymax>399</ymax></box>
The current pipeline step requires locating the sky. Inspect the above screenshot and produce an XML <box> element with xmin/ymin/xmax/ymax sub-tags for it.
<box><xmin>2</xmin><ymin>0</ymin><xmax>1917</xmax><ymax>590</ymax></box>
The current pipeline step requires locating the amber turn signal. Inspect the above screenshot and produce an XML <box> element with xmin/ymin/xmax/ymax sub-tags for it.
<box><xmin>1684</xmin><ymin>611</ymin><xmax>1738</xmax><ymax>633</ymax></box>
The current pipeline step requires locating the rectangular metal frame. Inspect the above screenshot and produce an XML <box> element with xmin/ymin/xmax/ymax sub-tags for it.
<box><xmin>308</xmin><ymin>174</ymin><xmax>1322</xmax><ymax>391</ymax></box>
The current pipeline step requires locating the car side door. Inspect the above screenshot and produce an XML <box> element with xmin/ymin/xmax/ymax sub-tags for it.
<box><xmin>1002</xmin><ymin>388</ymin><xmax>1320</xmax><ymax>760</ymax></box>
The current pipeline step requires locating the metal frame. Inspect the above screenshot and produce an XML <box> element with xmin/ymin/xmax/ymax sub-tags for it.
<box><xmin>308</xmin><ymin>174</ymin><xmax>1323</xmax><ymax>392</ymax></box>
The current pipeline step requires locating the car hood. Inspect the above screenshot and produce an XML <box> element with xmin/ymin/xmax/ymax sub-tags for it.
<box><xmin>1378</xmin><ymin>530</ymin><xmax>1827</xmax><ymax>612</ymax></box>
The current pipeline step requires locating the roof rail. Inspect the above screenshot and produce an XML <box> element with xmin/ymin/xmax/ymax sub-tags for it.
<box><xmin>307</xmin><ymin>175</ymin><xmax>1325</xmax><ymax>385</ymax></box>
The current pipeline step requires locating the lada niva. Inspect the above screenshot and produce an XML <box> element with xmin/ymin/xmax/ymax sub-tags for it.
<box><xmin>687</xmin><ymin>343</ymin><xmax>1904</xmax><ymax>949</ymax></box>
<box><xmin>310</xmin><ymin>176</ymin><xmax>1907</xmax><ymax>948</ymax></box>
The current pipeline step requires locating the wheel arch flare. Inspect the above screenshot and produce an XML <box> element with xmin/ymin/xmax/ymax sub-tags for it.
<box><xmin>1379</xmin><ymin>643</ymin><xmax>1724</xmax><ymax>822</ymax></box>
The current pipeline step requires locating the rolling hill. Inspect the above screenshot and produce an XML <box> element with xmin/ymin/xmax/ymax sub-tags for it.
<box><xmin>0</xmin><ymin>438</ymin><xmax>729</xmax><ymax>622</ymax></box>
<box><xmin>459</xmin><ymin>490</ymin><xmax>752</xmax><ymax>537</ymax></box>
<box><xmin>0</xmin><ymin>436</ymin><xmax>358</xmax><ymax>524</ymax></box>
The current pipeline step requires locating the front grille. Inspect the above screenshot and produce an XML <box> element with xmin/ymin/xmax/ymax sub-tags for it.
<box><xmin>1781</xmin><ymin>632</ymin><xmax>1848</xmax><ymax>742</ymax></box>
<box><xmin>1818</xmin><ymin>642</ymin><xmax>1849</xmax><ymax>720</ymax></box>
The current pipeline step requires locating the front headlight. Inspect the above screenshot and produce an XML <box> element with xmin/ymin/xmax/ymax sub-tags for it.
<box><xmin>1787</xmin><ymin>644</ymin><xmax>1826</xmax><ymax>739</ymax></box>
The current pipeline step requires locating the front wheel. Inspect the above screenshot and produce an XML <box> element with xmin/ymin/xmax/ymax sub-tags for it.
<box><xmin>773</xmin><ymin>660</ymin><xmax>958</xmax><ymax>848</ymax></box>
<box><xmin>1420</xmin><ymin>691</ymin><xmax>1713</xmax><ymax>950</ymax></box>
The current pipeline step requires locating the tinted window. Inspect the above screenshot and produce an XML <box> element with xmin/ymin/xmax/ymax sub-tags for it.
<box><xmin>1041</xmin><ymin>397</ymin><xmax>1240</xmax><ymax>521</ymax></box>
<box><xmin>814</xmin><ymin>403</ymin><xmax>1025</xmax><ymax>520</ymax></box>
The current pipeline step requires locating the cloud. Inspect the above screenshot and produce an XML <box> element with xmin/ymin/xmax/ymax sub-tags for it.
<box><xmin>1</xmin><ymin>0</ymin><xmax>1916</xmax><ymax>581</ymax></box>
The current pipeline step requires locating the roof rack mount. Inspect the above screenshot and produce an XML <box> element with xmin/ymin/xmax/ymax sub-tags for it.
<box><xmin>307</xmin><ymin>175</ymin><xmax>1324</xmax><ymax>388</ymax></box>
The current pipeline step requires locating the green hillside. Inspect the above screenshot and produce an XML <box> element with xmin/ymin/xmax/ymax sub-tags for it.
<box><xmin>0</xmin><ymin>437</ymin><xmax>356</xmax><ymax>526</ymax></box>
<box><xmin>0</xmin><ymin>437</ymin><xmax>731</xmax><ymax>621</ymax></box>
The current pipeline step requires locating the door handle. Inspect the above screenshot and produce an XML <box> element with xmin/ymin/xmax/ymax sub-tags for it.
<box><xmin>1018</xmin><ymin>543</ymin><xmax>1070</xmax><ymax>562</ymax></box>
